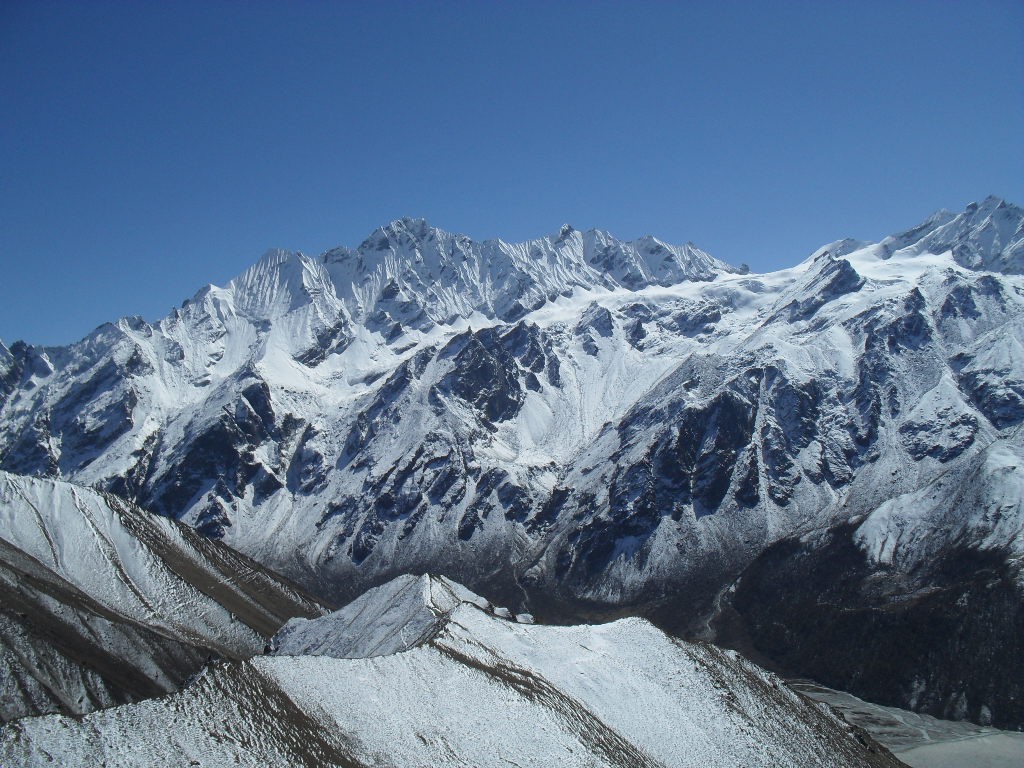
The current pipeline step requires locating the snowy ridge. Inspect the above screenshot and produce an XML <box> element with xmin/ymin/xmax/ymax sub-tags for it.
<box><xmin>270</xmin><ymin>573</ymin><xmax>499</xmax><ymax>658</ymax></box>
<box><xmin>318</xmin><ymin>218</ymin><xmax>734</xmax><ymax>327</ymax></box>
<box><xmin>0</xmin><ymin>575</ymin><xmax>902</xmax><ymax>768</ymax></box>
<box><xmin>2</xmin><ymin>198</ymin><xmax>1024</xmax><ymax>726</ymax></box>
<box><xmin>881</xmin><ymin>195</ymin><xmax>1024</xmax><ymax>274</ymax></box>
<box><xmin>0</xmin><ymin>471</ymin><xmax>325</xmax><ymax>721</ymax></box>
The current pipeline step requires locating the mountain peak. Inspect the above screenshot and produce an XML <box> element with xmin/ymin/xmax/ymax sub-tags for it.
<box><xmin>313</xmin><ymin>220</ymin><xmax>735</xmax><ymax>327</ymax></box>
<box><xmin>256</xmin><ymin>246</ymin><xmax>297</xmax><ymax>266</ymax></box>
<box><xmin>976</xmin><ymin>193</ymin><xmax>1012</xmax><ymax>210</ymax></box>
<box><xmin>383</xmin><ymin>216</ymin><xmax>433</xmax><ymax>236</ymax></box>
<box><xmin>881</xmin><ymin>197</ymin><xmax>1024</xmax><ymax>274</ymax></box>
<box><xmin>270</xmin><ymin>573</ymin><xmax>524</xmax><ymax>658</ymax></box>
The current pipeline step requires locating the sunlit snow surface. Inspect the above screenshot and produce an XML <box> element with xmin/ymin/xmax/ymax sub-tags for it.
<box><xmin>1</xmin><ymin>199</ymin><xmax>1021</xmax><ymax>603</ymax></box>
<box><xmin>0</xmin><ymin>472</ymin><xmax>325</xmax><ymax>721</ymax></box>
<box><xmin>0</xmin><ymin>575</ymin><xmax>902</xmax><ymax>768</ymax></box>
<box><xmin>2</xmin><ymin>199</ymin><xmax>1024</xmax><ymax>736</ymax></box>
<box><xmin>0</xmin><ymin>472</ymin><xmax>262</xmax><ymax>649</ymax></box>
<box><xmin>271</xmin><ymin>573</ymin><xmax>492</xmax><ymax>657</ymax></box>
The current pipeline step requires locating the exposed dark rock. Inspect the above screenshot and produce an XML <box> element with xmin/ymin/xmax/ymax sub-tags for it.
<box><xmin>960</xmin><ymin>368</ymin><xmax>1024</xmax><ymax>428</ymax></box>
<box><xmin>435</xmin><ymin>328</ymin><xmax>524</xmax><ymax>424</ymax></box>
<box><xmin>726</xmin><ymin>525</ymin><xmax>1024</xmax><ymax>730</ymax></box>
<box><xmin>295</xmin><ymin>320</ymin><xmax>352</xmax><ymax>367</ymax></box>
<box><xmin>899</xmin><ymin>410</ymin><xmax>978</xmax><ymax>461</ymax></box>
<box><xmin>784</xmin><ymin>259</ymin><xmax>865</xmax><ymax>322</ymax></box>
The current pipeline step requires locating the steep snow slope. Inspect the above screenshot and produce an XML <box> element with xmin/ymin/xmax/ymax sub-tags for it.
<box><xmin>0</xmin><ymin>471</ymin><xmax>325</xmax><ymax>722</ymax></box>
<box><xmin>270</xmin><ymin>572</ymin><xmax>496</xmax><ymax>658</ymax></box>
<box><xmin>0</xmin><ymin>575</ymin><xmax>901</xmax><ymax>768</ymax></box>
<box><xmin>1</xmin><ymin>196</ymin><xmax>1023</xmax><ymax>726</ymax></box>
<box><xmin>880</xmin><ymin>196</ymin><xmax>1024</xmax><ymax>273</ymax></box>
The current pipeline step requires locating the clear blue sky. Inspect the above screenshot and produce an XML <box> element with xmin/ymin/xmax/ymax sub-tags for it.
<box><xmin>2</xmin><ymin>1</ymin><xmax>1022</xmax><ymax>346</ymax></box>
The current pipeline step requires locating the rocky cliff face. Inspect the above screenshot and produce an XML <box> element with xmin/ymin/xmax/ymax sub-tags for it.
<box><xmin>1</xmin><ymin>196</ymin><xmax>1022</xmax><ymax>726</ymax></box>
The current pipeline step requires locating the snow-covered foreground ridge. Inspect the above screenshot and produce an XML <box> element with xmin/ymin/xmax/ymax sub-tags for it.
<box><xmin>1</xmin><ymin>195</ymin><xmax>1023</xmax><ymax>726</ymax></box>
<box><xmin>0</xmin><ymin>471</ymin><xmax>326</xmax><ymax>722</ymax></box>
<box><xmin>0</xmin><ymin>574</ymin><xmax>902</xmax><ymax>768</ymax></box>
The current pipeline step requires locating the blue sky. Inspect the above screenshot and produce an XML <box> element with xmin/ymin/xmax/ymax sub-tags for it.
<box><xmin>2</xmin><ymin>1</ymin><xmax>1022</xmax><ymax>346</ymax></box>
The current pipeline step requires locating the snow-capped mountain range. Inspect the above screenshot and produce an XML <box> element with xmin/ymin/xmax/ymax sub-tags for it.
<box><xmin>1</xmin><ymin>195</ymin><xmax>1022</xmax><ymax>727</ymax></box>
<box><xmin>1</xmin><ymin>574</ymin><xmax>903</xmax><ymax>768</ymax></box>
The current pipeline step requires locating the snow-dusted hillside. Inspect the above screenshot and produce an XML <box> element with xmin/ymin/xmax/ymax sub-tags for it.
<box><xmin>269</xmin><ymin>572</ymin><xmax>500</xmax><ymax>658</ymax></box>
<box><xmin>0</xmin><ymin>575</ymin><xmax>902</xmax><ymax>768</ymax></box>
<box><xmin>0</xmin><ymin>471</ymin><xmax>325</xmax><ymax>721</ymax></box>
<box><xmin>1</xmin><ymin>195</ymin><xmax>1022</xmax><ymax>726</ymax></box>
